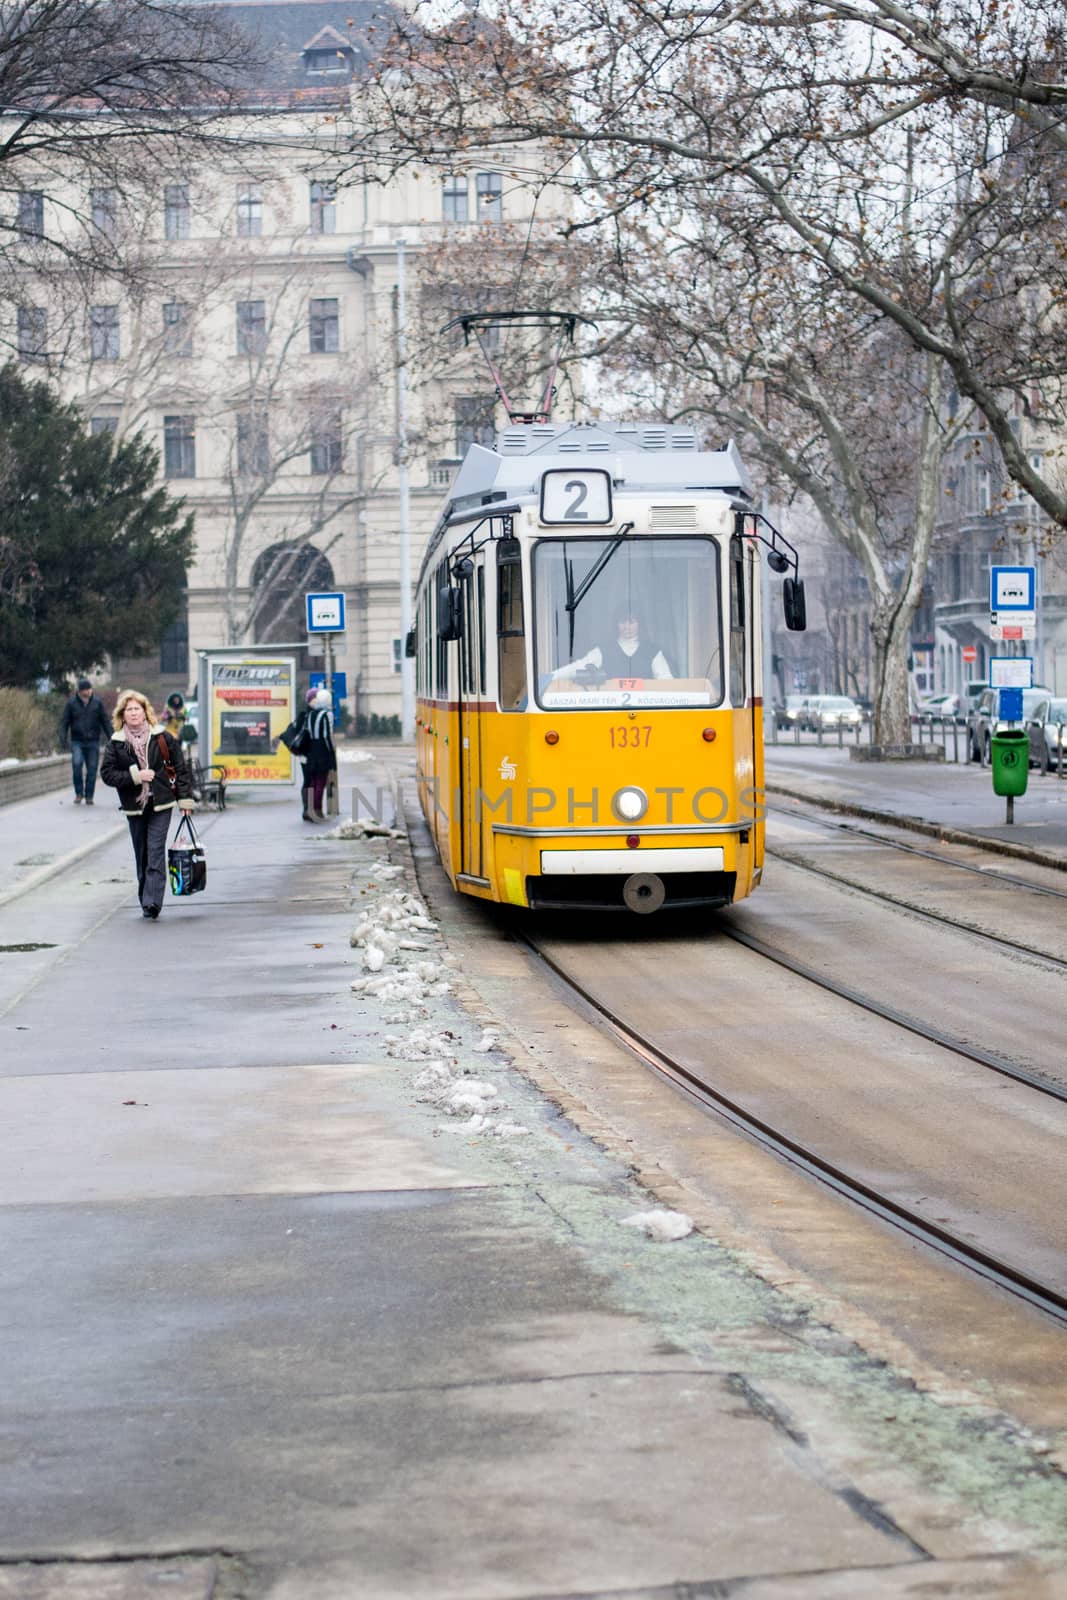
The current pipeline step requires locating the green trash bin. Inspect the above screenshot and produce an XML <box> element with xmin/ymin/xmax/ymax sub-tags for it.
<box><xmin>991</xmin><ymin>728</ymin><xmax>1029</xmax><ymax>797</ymax></box>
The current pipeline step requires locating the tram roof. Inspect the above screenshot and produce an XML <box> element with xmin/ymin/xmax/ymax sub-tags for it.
<box><xmin>446</xmin><ymin>423</ymin><xmax>755</xmax><ymax>512</ymax></box>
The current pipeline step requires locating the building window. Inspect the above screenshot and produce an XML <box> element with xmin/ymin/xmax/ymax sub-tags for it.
<box><xmin>90</xmin><ymin>415</ymin><xmax>119</xmax><ymax>436</ymax></box>
<box><xmin>304</xmin><ymin>45</ymin><xmax>353</xmax><ymax>75</ymax></box>
<box><xmin>90</xmin><ymin>187</ymin><xmax>119</xmax><ymax>240</ymax></box>
<box><xmin>236</xmin><ymin>299</ymin><xmax>267</xmax><ymax>355</ymax></box>
<box><xmin>89</xmin><ymin>304</ymin><xmax>120</xmax><ymax>361</ymax></box>
<box><xmin>309</xmin><ymin>297</ymin><xmax>339</xmax><ymax>353</ymax></box>
<box><xmin>475</xmin><ymin>172</ymin><xmax>502</xmax><ymax>222</ymax></box>
<box><xmin>163</xmin><ymin>415</ymin><xmax>196</xmax><ymax>478</ymax></box>
<box><xmin>310</xmin><ymin>180</ymin><xmax>337</xmax><ymax>234</ymax></box>
<box><xmin>236</xmin><ymin>183</ymin><xmax>262</xmax><ymax>237</ymax></box>
<box><xmin>236</xmin><ymin>409</ymin><xmax>270</xmax><ymax>476</ymax></box>
<box><xmin>164</xmin><ymin>184</ymin><xmax>190</xmax><ymax>240</ymax></box>
<box><xmin>17</xmin><ymin>190</ymin><xmax>43</xmax><ymax>239</ymax></box>
<box><xmin>454</xmin><ymin>395</ymin><xmax>495</xmax><ymax>455</ymax></box>
<box><xmin>442</xmin><ymin>175</ymin><xmax>468</xmax><ymax>223</ymax></box>
<box><xmin>310</xmin><ymin>412</ymin><xmax>343</xmax><ymax>474</ymax></box>
<box><xmin>17</xmin><ymin>306</ymin><xmax>47</xmax><ymax>363</ymax></box>
<box><xmin>163</xmin><ymin>301</ymin><xmax>192</xmax><ymax>357</ymax></box>
<box><xmin>392</xmin><ymin>637</ymin><xmax>402</xmax><ymax>674</ymax></box>
<box><xmin>159</xmin><ymin>613</ymin><xmax>189</xmax><ymax>676</ymax></box>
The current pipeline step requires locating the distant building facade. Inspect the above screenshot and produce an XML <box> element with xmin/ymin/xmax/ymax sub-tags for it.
<box><xmin>931</xmin><ymin>397</ymin><xmax>1066</xmax><ymax>696</ymax></box>
<box><xmin>5</xmin><ymin>0</ymin><xmax>566</xmax><ymax>722</ymax></box>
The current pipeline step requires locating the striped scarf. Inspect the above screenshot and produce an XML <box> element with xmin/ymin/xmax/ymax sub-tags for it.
<box><xmin>126</xmin><ymin>723</ymin><xmax>151</xmax><ymax>807</ymax></box>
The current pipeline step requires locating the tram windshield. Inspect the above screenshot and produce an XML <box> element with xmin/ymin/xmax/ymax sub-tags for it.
<box><xmin>533</xmin><ymin>536</ymin><xmax>723</xmax><ymax>709</ymax></box>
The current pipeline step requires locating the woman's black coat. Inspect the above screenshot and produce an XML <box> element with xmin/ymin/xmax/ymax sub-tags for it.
<box><xmin>303</xmin><ymin>707</ymin><xmax>336</xmax><ymax>777</ymax></box>
<box><xmin>100</xmin><ymin>726</ymin><xmax>193</xmax><ymax>815</ymax></box>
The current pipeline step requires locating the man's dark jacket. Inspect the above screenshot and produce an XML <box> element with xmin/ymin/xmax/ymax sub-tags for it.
<box><xmin>60</xmin><ymin>694</ymin><xmax>111</xmax><ymax>747</ymax></box>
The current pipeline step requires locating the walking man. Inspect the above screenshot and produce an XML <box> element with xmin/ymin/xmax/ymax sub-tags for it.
<box><xmin>59</xmin><ymin>678</ymin><xmax>111</xmax><ymax>806</ymax></box>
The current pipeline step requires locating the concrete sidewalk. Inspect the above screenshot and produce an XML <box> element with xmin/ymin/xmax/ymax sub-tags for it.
<box><xmin>2</xmin><ymin>752</ymin><xmax>1066</xmax><ymax>1596</ymax></box>
<box><xmin>764</xmin><ymin>744</ymin><xmax>1067</xmax><ymax>865</ymax></box>
<box><xmin>0</xmin><ymin>785</ymin><xmax>127</xmax><ymax>904</ymax></box>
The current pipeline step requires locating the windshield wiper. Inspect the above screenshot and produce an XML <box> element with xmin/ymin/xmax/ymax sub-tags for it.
<box><xmin>565</xmin><ymin>523</ymin><xmax>634</xmax><ymax>616</ymax></box>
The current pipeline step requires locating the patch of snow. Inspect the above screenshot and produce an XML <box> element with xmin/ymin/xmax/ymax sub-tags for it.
<box><xmin>620</xmin><ymin>1209</ymin><xmax>694</xmax><ymax>1242</ymax></box>
<box><xmin>323</xmin><ymin>818</ymin><xmax>406</xmax><ymax>840</ymax></box>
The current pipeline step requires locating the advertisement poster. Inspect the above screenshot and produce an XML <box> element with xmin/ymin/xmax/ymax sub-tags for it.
<box><xmin>207</xmin><ymin>656</ymin><xmax>296</xmax><ymax>785</ymax></box>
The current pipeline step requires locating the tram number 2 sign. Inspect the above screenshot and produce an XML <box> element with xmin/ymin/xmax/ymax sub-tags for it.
<box><xmin>540</xmin><ymin>468</ymin><xmax>613</xmax><ymax>524</ymax></box>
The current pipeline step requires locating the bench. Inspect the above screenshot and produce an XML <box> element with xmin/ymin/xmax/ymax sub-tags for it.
<box><xmin>189</xmin><ymin>759</ymin><xmax>227</xmax><ymax>810</ymax></box>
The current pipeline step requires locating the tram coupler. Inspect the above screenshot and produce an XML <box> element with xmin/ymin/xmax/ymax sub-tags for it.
<box><xmin>623</xmin><ymin>873</ymin><xmax>666</xmax><ymax>914</ymax></box>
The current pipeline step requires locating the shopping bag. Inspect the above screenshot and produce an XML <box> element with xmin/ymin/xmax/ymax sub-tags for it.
<box><xmin>168</xmin><ymin>813</ymin><xmax>207</xmax><ymax>897</ymax></box>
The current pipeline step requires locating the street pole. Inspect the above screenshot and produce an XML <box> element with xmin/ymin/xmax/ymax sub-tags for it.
<box><xmin>324</xmin><ymin>631</ymin><xmax>338</xmax><ymax>814</ymax></box>
<box><xmin>395</xmin><ymin>238</ymin><xmax>415</xmax><ymax>743</ymax></box>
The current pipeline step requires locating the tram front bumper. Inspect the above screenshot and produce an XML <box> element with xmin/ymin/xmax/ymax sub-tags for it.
<box><xmin>539</xmin><ymin>846</ymin><xmax>725</xmax><ymax>874</ymax></box>
<box><xmin>526</xmin><ymin>845</ymin><xmax>737</xmax><ymax>911</ymax></box>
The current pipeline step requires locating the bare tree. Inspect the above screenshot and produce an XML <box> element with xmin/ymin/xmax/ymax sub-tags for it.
<box><xmin>194</xmin><ymin>265</ymin><xmax>386</xmax><ymax>646</ymax></box>
<box><xmin>341</xmin><ymin>0</ymin><xmax>1067</xmax><ymax>528</ymax></box>
<box><xmin>0</xmin><ymin>0</ymin><xmax>267</xmax><ymax>357</ymax></box>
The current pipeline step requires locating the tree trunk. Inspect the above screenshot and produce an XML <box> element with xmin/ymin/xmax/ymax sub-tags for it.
<box><xmin>870</xmin><ymin>602</ymin><xmax>913</xmax><ymax>747</ymax></box>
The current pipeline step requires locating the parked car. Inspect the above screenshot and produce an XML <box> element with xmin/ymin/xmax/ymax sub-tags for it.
<box><xmin>968</xmin><ymin>686</ymin><xmax>1052</xmax><ymax>765</ymax></box>
<box><xmin>775</xmin><ymin>694</ymin><xmax>807</xmax><ymax>731</ymax></box>
<box><xmin>918</xmin><ymin>693</ymin><xmax>961</xmax><ymax>718</ymax></box>
<box><xmin>801</xmin><ymin>694</ymin><xmax>864</xmax><ymax>731</ymax></box>
<box><xmin>1026</xmin><ymin>697</ymin><xmax>1067</xmax><ymax>771</ymax></box>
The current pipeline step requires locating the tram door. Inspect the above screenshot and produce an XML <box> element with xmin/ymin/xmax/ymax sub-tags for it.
<box><xmin>457</xmin><ymin>558</ymin><xmax>486</xmax><ymax>879</ymax></box>
<box><xmin>729</xmin><ymin>533</ymin><xmax>757</xmax><ymax>796</ymax></box>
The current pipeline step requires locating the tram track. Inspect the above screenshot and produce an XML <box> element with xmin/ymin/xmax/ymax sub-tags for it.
<box><xmin>767</xmin><ymin>799</ymin><xmax>1067</xmax><ymax>902</ymax></box>
<box><xmin>718</xmin><ymin>920</ymin><xmax>1067</xmax><ymax>1103</ymax></box>
<box><xmin>764</xmin><ymin>842</ymin><xmax>1067</xmax><ymax>974</ymax></box>
<box><xmin>518</xmin><ymin>921</ymin><xmax>1067</xmax><ymax>1329</ymax></box>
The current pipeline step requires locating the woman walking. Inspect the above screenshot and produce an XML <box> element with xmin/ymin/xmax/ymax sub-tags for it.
<box><xmin>100</xmin><ymin>690</ymin><xmax>195</xmax><ymax>919</ymax></box>
<box><xmin>304</xmin><ymin>688</ymin><xmax>336</xmax><ymax>821</ymax></box>
<box><xmin>277</xmin><ymin>687</ymin><xmax>319</xmax><ymax>820</ymax></box>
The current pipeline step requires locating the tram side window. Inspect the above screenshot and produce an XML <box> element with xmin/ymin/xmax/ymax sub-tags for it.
<box><xmin>435</xmin><ymin>560</ymin><xmax>449</xmax><ymax>699</ymax></box>
<box><xmin>497</xmin><ymin>539</ymin><xmax>527</xmax><ymax>711</ymax></box>
<box><xmin>729</xmin><ymin>535</ymin><xmax>746</xmax><ymax>707</ymax></box>
<box><xmin>477</xmin><ymin>565</ymin><xmax>486</xmax><ymax>694</ymax></box>
<box><xmin>461</xmin><ymin>568</ymin><xmax>475</xmax><ymax>695</ymax></box>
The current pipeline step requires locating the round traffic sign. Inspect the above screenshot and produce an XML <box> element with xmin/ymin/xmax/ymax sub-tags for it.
<box><xmin>962</xmin><ymin>645</ymin><xmax>977</xmax><ymax>663</ymax></box>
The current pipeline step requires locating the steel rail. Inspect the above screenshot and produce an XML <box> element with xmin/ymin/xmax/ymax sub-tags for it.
<box><xmin>764</xmin><ymin>844</ymin><xmax>1067</xmax><ymax>974</ymax></box>
<box><xmin>521</xmin><ymin>932</ymin><xmax>1067</xmax><ymax>1328</ymax></box>
<box><xmin>767</xmin><ymin>801</ymin><xmax>1067</xmax><ymax>902</ymax></box>
<box><xmin>720</xmin><ymin>920</ymin><xmax>1067</xmax><ymax>1103</ymax></box>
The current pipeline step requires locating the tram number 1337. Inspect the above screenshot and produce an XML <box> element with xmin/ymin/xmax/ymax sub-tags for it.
<box><xmin>609</xmin><ymin>725</ymin><xmax>652</xmax><ymax>748</ymax></box>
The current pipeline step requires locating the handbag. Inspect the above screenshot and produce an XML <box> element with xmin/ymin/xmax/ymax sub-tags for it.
<box><xmin>289</xmin><ymin>722</ymin><xmax>310</xmax><ymax>756</ymax></box>
<box><xmin>168</xmin><ymin>813</ymin><xmax>207</xmax><ymax>897</ymax></box>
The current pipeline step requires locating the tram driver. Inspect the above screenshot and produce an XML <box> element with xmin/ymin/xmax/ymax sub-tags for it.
<box><xmin>551</xmin><ymin>613</ymin><xmax>674</xmax><ymax>683</ymax></box>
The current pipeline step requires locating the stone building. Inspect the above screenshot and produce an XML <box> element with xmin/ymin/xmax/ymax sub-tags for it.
<box><xmin>930</xmin><ymin>400</ymin><xmax>1066</xmax><ymax>696</ymax></box>
<box><xmin>7</xmin><ymin>0</ymin><xmax>565</xmax><ymax>724</ymax></box>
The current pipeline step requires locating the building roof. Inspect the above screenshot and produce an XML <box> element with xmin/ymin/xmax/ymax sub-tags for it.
<box><xmin>218</xmin><ymin>0</ymin><xmax>399</xmax><ymax>101</ymax></box>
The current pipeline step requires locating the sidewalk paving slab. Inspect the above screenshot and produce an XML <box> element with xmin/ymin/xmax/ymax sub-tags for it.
<box><xmin>2</xmin><ymin>753</ymin><xmax>1066</xmax><ymax>1595</ymax></box>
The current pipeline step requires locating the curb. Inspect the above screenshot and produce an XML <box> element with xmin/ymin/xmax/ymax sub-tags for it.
<box><xmin>0</xmin><ymin>822</ymin><xmax>129</xmax><ymax>910</ymax></box>
<box><xmin>765</xmin><ymin>780</ymin><xmax>1067</xmax><ymax>875</ymax></box>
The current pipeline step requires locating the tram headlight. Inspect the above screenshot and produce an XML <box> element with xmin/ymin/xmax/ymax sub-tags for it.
<box><xmin>611</xmin><ymin>786</ymin><xmax>648</xmax><ymax>822</ymax></box>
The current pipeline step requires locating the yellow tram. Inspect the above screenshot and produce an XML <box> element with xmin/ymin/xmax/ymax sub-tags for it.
<box><xmin>410</xmin><ymin>321</ymin><xmax>806</xmax><ymax>915</ymax></box>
